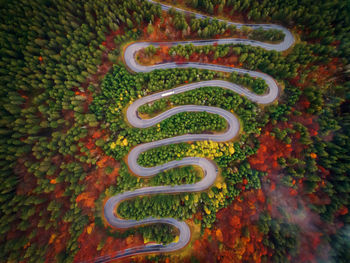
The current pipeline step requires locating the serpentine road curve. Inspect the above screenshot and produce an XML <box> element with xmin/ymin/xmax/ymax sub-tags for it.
<box><xmin>100</xmin><ymin>1</ymin><xmax>295</xmax><ymax>262</ymax></box>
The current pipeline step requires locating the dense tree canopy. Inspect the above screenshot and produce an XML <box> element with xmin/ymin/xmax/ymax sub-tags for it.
<box><xmin>0</xmin><ymin>0</ymin><xmax>349</xmax><ymax>262</ymax></box>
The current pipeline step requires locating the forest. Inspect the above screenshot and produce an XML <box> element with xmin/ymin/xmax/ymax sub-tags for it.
<box><xmin>0</xmin><ymin>0</ymin><xmax>349</xmax><ymax>262</ymax></box>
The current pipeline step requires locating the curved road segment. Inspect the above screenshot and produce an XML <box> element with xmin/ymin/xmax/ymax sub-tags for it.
<box><xmin>100</xmin><ymin>1</ymin><xmax>295</xmax><ymax>262</ymax></box>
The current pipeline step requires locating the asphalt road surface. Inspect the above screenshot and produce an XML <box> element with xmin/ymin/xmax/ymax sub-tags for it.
<box><xmin>100</xmin><ymin>1</ymin><xmax>294</xmax><ymax>262</ymax></box>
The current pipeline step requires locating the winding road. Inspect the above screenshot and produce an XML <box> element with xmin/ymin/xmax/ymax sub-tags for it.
<box><xmin>100</xmin><ymin>1</ymin><xmax>295</xmax><ymax>262</ymax></box>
